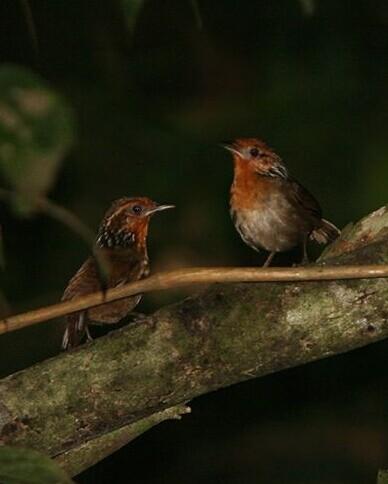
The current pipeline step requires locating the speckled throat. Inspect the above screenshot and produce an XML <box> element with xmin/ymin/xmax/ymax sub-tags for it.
<box><xmin>96</xmin><ymin>227</ymin><xmax>135</xmax><ymax>249</ymax></box>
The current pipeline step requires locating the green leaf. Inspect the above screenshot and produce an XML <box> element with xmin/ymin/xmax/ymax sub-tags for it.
<box><xmin>0</xmin><ymin>446</ymin><xmax>73</xmax><ymax>484</ymax></box>
<box><xmin>121</xmin><ymin>0</ymin><xmax>145</xmax><ymax>33</ymax></box>
<box><xmin>378</xmin><ymin>470</ymin><xmax>388</xmax><ymax>484</ymax></box>
<box><xmin>299</xmin><ymin>0</ymin><xmax>315</xmax><ymax>15</ymax></box>
<box><xmin>0</xmin><ymin>64</ymin><xmax>75</xmax><ymax>213</ymax></box>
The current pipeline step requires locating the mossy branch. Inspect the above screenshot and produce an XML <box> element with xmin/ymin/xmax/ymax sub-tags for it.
<box><xmin>0</xmin><ymin>206</ymin><xmax>387</xmax><ymax>476</ymax></box>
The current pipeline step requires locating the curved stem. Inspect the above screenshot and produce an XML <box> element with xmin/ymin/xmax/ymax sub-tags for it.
<box><xmin>0</xmin><ymin>264</ymin><xmax>387</xmax><ymax>336</ymax></box>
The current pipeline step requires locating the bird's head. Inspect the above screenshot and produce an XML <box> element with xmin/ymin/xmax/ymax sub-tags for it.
<box><xmin>222</xmin><ymin>138</ymin><xmax>288</xmax><ymax>179</ymax></box>
<box><xmin>96</xmin><ymin>197</ymin><xmax>174</xmax><ymax>249</ymax></box>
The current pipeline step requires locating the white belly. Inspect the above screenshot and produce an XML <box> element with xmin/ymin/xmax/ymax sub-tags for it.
<box><xmin>231</xmin><ymin>195</ymin><xmax>310</xmax><ymax>253</ymax></box>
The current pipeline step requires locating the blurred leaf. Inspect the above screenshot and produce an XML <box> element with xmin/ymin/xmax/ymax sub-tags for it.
<box><xmin>378</xmin><ymin>470</ymin><xmax>388</xmax><ymax>484</ymax></box>
<box><xmin>0</xmin><ymin>446</ymin><xmax>73</xmax><ymax>484</ymax></box>
<box><xmin>189</xmin><ymin>0</ymin><xmax>203</xmax><ymax>29</ymax></box>
<box><xmin>299</xmin><ymin>0</ymin><xmax>315</xmax><ymax>15</ymax></box>
<box><xmin>0</xmin><ymin>64</ymin><xmax>74</xmax><ymax>214</ymax></box>
<box><xmin>121</xmin><ymin>0</ymin><xmax>144</xmax><ymax>33</ymax></box>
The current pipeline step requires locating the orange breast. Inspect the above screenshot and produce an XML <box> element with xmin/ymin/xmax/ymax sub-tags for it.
<box><xmin>230</xmin><ymin>159</ymin><xmax>273</xmax><ymax>209</ymax></box>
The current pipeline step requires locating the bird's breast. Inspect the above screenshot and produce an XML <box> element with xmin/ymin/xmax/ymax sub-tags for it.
<box><xmin>231</xmin><ymin>189</ymin><xmax>312</xmax><ymax>253</ymax></box>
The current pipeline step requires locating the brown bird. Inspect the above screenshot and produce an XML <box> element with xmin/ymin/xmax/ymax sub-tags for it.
<box><xmin>223</xmin><ymin>138</ymin><xmax>340</xmax><ymax>266</ymax></box>
<box><xmin>61</xmin><ymin>197</ymin><xmax>174</xmax><ymax>350</ymax></box>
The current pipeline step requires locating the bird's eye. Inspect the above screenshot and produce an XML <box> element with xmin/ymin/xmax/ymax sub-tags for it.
<box><xmin>249</xmin><ymin>147</ymin><xmax>259</xmax><ymax>158</ymax></box>
<box><xmin>132</xmin><ymin>205</ymin><xmax>142</xmax><ymax>215</ymax></box>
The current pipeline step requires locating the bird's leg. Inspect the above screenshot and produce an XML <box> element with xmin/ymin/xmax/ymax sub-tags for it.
<box><xmin>301</xmin><ymin>236</ymin><xmax>309</xmax><ymax>265</ymax></box>
<box><xmin>85</xmin><ymin>324</ymin><xmax>93</xmax><ymax>342</ymax></box>
<box><xmin>263</xmin><ymin>251</ymin><xmax>276</xmax><ymax>267</ymax></box>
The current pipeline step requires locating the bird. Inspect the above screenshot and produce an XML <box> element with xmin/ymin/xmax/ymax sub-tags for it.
<box><xmin>61</xmin><ymin>196</ymin><xmax>174</xmax><ymax>350</ymax></box>
<box><xmin>223</xmin><ymin>138</ymin><xmax>340</xmax><ymax>267</ymax></box>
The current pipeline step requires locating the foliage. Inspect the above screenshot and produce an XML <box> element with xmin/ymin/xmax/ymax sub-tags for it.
<box><xmin>0</xmin><ymin>446</ymin><xmax>73</xmax><ymax>484</ymax></box>
<box><xmin>0</xmin><ymin>65</ymin><xmax>74</xmax><ymax>214</ymax></box>
<box><xmin>378</xmin><ymin>470</ymin><xmax>388</xmax><ymax>484</ymax></box>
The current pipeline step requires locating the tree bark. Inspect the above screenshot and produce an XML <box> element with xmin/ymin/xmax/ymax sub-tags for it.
<box><xmin>0</xmin><ymin>206</ymin><xmax>387</xmax><ymax>476</ymax></box>
<box><xmin>54</xmin><ymin>404</ymin><xmax>191</xmax><ymax>476</ymax></box>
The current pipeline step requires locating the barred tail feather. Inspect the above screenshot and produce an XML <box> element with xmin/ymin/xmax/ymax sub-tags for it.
<box><xmin>62</xmin><ymin>312</ymin><xmax>86</xmax><ymax>350</ymax></box>
<box><xmin>310</xmin><ymin>218</ymin><xmax>341</xmax><ymax>244</ymax></box>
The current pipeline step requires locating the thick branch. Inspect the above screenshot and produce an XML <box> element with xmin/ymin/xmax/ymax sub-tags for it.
<box><xmin>0</xmin><ymin>206</ymin><xmax>387</xmax><ymax>475</ymax></box>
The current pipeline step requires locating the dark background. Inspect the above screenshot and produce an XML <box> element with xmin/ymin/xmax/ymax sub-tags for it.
<box><xmin>0</xmin><ymin>1</ymin><xmax>388</xmax><ymax>483</ymax></box>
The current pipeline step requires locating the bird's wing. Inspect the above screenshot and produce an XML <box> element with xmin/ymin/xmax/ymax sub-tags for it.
<box><xmin>287</xmin><ymin>178</ymin><xmax>322</xmax><ymax>224</ymax></box>
<box><xmin>61</xmin><ymin>258</ymin><xmax>98</xmax><ymax>350</ymax></box>
<box><xmin>61</xmin><ymin>251</ymin><xmax>148</xmax><ymax>347</ymax></box>
<box><xmin>62</xmin><ymin>249</ymin><xmax>147</xmax><ymax>302</ymax></box>
<box><xmin>62</xmin><ymin>257</ymin><xmax>101</xmax><ymax>301</ymax></box>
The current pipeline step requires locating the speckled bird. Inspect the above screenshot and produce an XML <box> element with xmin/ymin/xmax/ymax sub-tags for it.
<box><xmin>224</xmin><ymin>138</ymin><xmax>340</xmax><ymax>266</ymax></box>
<box><xmin>61</xmin><ymin>197</ymin><xmax>174</xmax><ymax>350</ymax></box>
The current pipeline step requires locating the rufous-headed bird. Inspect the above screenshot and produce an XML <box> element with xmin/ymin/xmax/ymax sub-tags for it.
<box><xmin>61</xmin><ymin>197</ymin><xmax>174</xmax><ymax>350</ymax></box>
<box><xmin>224</xmin><ymin>138</ymin><xmax>340</xmax><ymax>266</ymax></box>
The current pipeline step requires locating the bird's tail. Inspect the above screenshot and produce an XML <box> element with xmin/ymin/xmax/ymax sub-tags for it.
<box><xmin>310</xmin><ymin>218</ymin><xmax>341</xmax><ymax>244</ymax></box>
<box><xmin>62</xmin><ymin>312</ymin><xmax>86</xmax><ymax>350</ymax></box>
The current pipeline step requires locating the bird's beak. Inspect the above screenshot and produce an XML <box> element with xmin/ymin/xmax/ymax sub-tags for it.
<box><xmin>220</xmin><ymin>142</ymin><xmax>242</xmax><ymax>158</ymax></box>
<box><xmin>147</xmin><ymin>204</ymin><xmax>175</xmax><ymax>215</ymax></box>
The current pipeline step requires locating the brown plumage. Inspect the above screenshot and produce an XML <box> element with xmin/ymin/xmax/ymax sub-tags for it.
<box><xmin>224</xmin><ymin>138</ymin><xmax>340</xmax><ymax>266</ymax></box>
<box><xmin>61</xmin><ymin>197</ymin><xmax>174</xmax><ymax>350</ymax></box>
